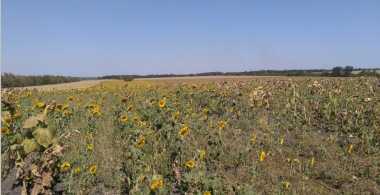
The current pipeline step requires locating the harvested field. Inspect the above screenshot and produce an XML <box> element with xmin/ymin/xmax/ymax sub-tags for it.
<box><xmin>2</xmin><ymin>80</ymin><xmax>109</xmax><ymax>91</ymax></box>
<box><xmin>135</xmin><ymin>75</ymin><xmax>288</xmax><ymax>83</ymax></box>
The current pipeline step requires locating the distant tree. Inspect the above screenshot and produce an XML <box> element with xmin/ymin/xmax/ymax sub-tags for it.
<box><xmin>344</xmin><ymin>66</ymin><xmax>354</xmax><ymax>76</ymax></box>
<box><xmin>123</xmin><ymin>76</ymin><xmax>134</xmax><ymax>82</ymax></box>
<box><xmin>332</xmin><ymin>66</ymin><xmax>343</xmax><ymax>77</ymax></box>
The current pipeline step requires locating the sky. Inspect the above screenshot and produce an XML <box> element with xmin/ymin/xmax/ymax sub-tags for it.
<box><xmin>1</xmin><ymin>0</ymin><xmax>380</xmax><ymax>77</ymax></box>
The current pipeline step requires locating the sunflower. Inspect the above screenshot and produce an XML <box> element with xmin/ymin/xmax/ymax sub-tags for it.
<box><xmin>133</xmin><ymin>116</ymin><xmax>139</xmax><ymax>122</ymax></box>
<box><xmin>121</xmin><ymin>98</ymin><xmax>128</xmax><ymax>102</ymax></box>
<box><xmin>310</xmin><ymin>157</ymin><xmax>315</xmax><ymax>166</ymax></box>
<box><xmin>285</xmin><ymin>182</ymin><xmax>290</xmax><ymax>189</ymax></box>
<box><xmin>179</xmin><ymin>125</ymin><xmax>189</xmax><ymax>137</ymax></box>
<box><xmin>55</xmin><ymin>104</ymin><xmax>63</xmax><ymax>111</ymax></box>
<box><xmin>202</xmin><ymin>108</ymin><xmax>209</xmax><ymax>115</ymax></box>
<box><xmin>62</xmin><ymin>104</ymin><xmax>69</xmax><ymax>110</ymax></box>
<box><xmin>127</xmin><ymin>105</ymin><xmax>134</xmax><ymax>111</ymax></box>
<box><xmin>67</xmin><ymin>96</ymin><xmax>74</xmax><ymax>102</ymax></box>
<box><xmin>204</xmin><ymin>192</ymin><xmax>211</xmax><ymax>195</ymax></box>
<box><xmin>218</xmin><ymin>120</ymin><xmax>227</xmax><ymax>130</ymax></box>
<box><xmin>13</xmin><ymin>113</ymin><xmax>22</xmax><ymax>120</ymax></box>
<box><xmin>60</xmin><ymin>163</ymin><xmax>71</xmax><ymax>170</ymax></box>
<box><xmin>200</xmin><ymin>151</ymin><xmax>206</xmax><ymax>160</ymax></box>
<box><xmin>139</xmin><ymin>121</ymin><xmax>147</xmax><ymax>128</ymax></box>
<box><xmin>257</xmin><ymin>101</ymin><xmax>262</xmax><ymax>107</ymax></box>
<box><xmin>280</xmin><ymin>138</ymin><xmax>284</xmax><ymax>145</ymax></box>
<box><xmin>348</xmin><ymin>145</ymin><xmax>354</xmax><ymax>153</ymax></box>
<box><xmin>37</xmin><ymin>102</ymin><xmax>45</xmax><ymax>108</ymax></box>
<box><xmin>1</xmin><ymin>127</ymin><xmax>10</xmax><ymax>135</ymax></box>
<box><xmin>172</xmin><ymin>112</ymin><xmax>180</xmax><ymax>122</ymax></box>
<box><xmin>120</xmin><ymin>115</ymin><xmax>128</xmax><ymax>122</ymax></box>
<box><xmin>191</xmin><ymin>113</ymin><xmax>196</xmax><ymax>118</ymax></box>
<box><xmin>150</xmin><ymin>179</ymin><xmax>163</xmax><ymax>190</ymax></box>
<box><xmin>149</xmin><ymin>98</ymin><xmax>156</xmax><ymax>103</ymax></box>
<box><xmin>158</xmin><ymin>100</ymin><xmax>166</xmax><ymax>108</ymax></box>
<box><xmin>89</xmin><ymin>166</ymin><xmax>98</xmax><ymax>174</ymax></box>
<box><xmin>251</xmin><ymin>134</ymin><xmax>257</xmax><ymax>145</ymax></box>
<box><xmin>3</xmin><ymin>117</ymin><xmax>12</xmax><ymax>125</ymax></box>
<box><xmin>92</xmin><ymin>110</ymin><xmax>101</xmax><ymax>116</ymax></box>
<box><xmin>63</xmin><ymin>111</ymin><xmax>73</xmax><ymax>117</ymax></box>
<box><xmin>74</xmin><ymin>167</ymin><xmax>81</xmax><ymax>174</ymax></box>
<box><xmin>136</xmin><ymin>137</ymin><xmax>146</xmax><ymax>147</ymax></box>
<box><xmin>88</xmin><ymin>143</ymin><xmax>93</xmax><ymax>150</ymax></box>
<box><xmin>186</xmin><ymin>161</ymin><xmax>195</xmax><ymax>168</ymax></box>
<box><xmin>259</xmin><ymin>151</ymin><xmax>265</xmax><ymax>162</ymax></box>
<box><xmin>77</xmin><ymin>97</ymin><xmax>83</xmax><ymax>101</ymax></box>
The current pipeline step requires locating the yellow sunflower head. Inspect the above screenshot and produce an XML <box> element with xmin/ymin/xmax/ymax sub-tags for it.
<box><xmin>136</xmin><ymin>137</ymin><xmax>146</xmax><ymax>147</ymax></box>
<box><xmin>60</xmin><ymin>163</ymin><xmax>71</xmax><ymax>171</ymax></box>
<box><xmin>186</xmin><ymin>161</ymin><xmax>195</xmax><ymax>168</ymax></box>
<box><xmin>120</xmin><ymin>115</ymin><xmax>128</xmax><ymax>122</ymax></box>
<box><xmin>158</xmin><ymin>100</ymin><xmax>166</xmax><ymax>108</ymax></box>
<box><xmin>89</xmin><ymin>165</ymin><xmax>98</xmax><ymax>174</ymax></box>
<box><xmin>1</xmin><ymin>127</ymin><xmax>10</xmax><ymax>135</ymax></box>
<box><xmin>179</xmin><ymin>125</ymin><xmax>189</xmax><ymax>137</ymax></box>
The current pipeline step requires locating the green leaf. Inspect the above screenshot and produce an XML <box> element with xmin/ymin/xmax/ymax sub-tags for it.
<box><xmin>8</xmin><ymin>133</ymin><xmax>23</xmax><ymax>144</ymax></box>
<box><xmin>23</xmin><ymin>114</ymin><xmax>45</xmax><ymax>129</ymax></box>
<box><xmin>22</xmin><ymin>138</ymin><xmax>38</xmax><ymax>154</ymax></box>
<box><xmin>10</xmin><ymin>144</ymin><xmax>20</xmax><ymax>151</ymax></box>
<box><xmin>32</xmin><ymin>127</ymin><xmax>53</xmax><ymax>148</ymax></box>
<box><xmin>210</xmin><ymin>177</ymin><xmax>221</xmax><ymax>189</ymax></box>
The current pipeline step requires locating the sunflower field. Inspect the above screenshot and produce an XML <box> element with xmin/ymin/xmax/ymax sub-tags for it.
<box><xmin>1</xmin><ymin>77</ymin><xmax>380</xmax><ymax>195</ymax></box>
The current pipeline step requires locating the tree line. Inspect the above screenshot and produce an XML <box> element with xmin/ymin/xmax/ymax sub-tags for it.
<box><xmin>98</xmin><ymin>67</ymin><xmax>379</xmax><ymax>80</ymax></box>
<box><xmin>1</xmin><ymin>73</ymin><xmax>81</xmax><ymax>88</ymax></box>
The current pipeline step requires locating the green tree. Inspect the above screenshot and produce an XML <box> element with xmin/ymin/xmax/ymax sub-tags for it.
<box><xmin>332</xmin><ymin>66</ymin><xmax>343</xmax><ymax>77</ymax></box>
<box><xmin>344</xmin><ymin>66</ymin><xmax>354</xmax><ymax>76</ymax></box>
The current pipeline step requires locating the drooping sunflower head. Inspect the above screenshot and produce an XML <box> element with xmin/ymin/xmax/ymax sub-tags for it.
<box><xmin>179</xmin><ymin>125</ymin><xmax>189</xmax><ymax>137</ymax></box>
<box><xmin>200</xmin><ymin>151</ymin><xmax>206</xmax><ymax>159</ymax></box>
<box><xmin>13</xmin><ymin>113</ymin><xmax>22</xmax><ymax>120</ymax></box>
<box><xmin>218</xmin><ymin>120</ymin><xmax>227</xmax><ymax>130</ymax></box>
<box><xmin>139</xmin><ymin>121</ymin><xmax>147</xmax><ymax>128</ymax></box>
<box><xmin>133</xmin><ymin>116</ymin><xmax>140</xmax><ymax>122</ymax></box>
<box><xmin>127</xmin><ymin>105</ymin><xmax>134</xmax><ymax>111</ymax></box>
<box><xmin>150</xmin><ymin>178</ymin><xmax>163</xmax><ymax>190</ymax></box>
<box><xmin>186</xmin><ymin>161</ymin><xmax>195</xmax><ymax>168</ymax></box>
<box><xmin>136</xmin><ymin>137</ymin><xmax>146</xmax><ymax>147</ymax></box>
<box><xmin>74</xmin><ymin>167</ymin><xmax>81</xmax><ymax>174</ymax></box>
<box><xmin>3</xmin><ymin>117</ymin><xmax>12</xmax><ymax>125</ymax></box>
<box><xmin>67</xmin><ymin>96</ymin><xmax>74</xmax><ymax>102</ymax></box>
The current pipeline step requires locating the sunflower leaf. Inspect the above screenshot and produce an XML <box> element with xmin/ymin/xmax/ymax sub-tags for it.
<box><xmin>32</xmin><ymin>127</ymin><xmax>53</xmax><ymax>148</ymax></box>
<box><xmin>9</xmin><ymin>133</ymin><xmax>23</xmax><ymax>144</ymax></box>
<box><xmin>22</xmin><ymin>138</ymin><xmax>38</xmax><ymax>154</ymax></box>
<box><xmin>23</xmin><ymin>114</ymin><xmax>45</xmax><ymax>129</ymax></box>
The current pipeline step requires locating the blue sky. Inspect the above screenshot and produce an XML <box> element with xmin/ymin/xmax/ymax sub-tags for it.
<box><xmin>2</xmin><ymin>0</ymin><xmax>380</xmax><ymax>77</ymax></box>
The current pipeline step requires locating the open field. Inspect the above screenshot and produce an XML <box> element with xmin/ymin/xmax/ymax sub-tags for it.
<box><xmin>352</xmin><ymin>70</ymin><xmax>380</xmax><ymax>74</ymax></box>
<box><xmin>1</xmin><ymin>76</ymin><xmax>380</xmax><ymax>194</ymax></box>
<box><xmin>135</xmin><ymin>76</ymin><xmax>288</xmax><ymax>83</ymax></box>
<box><xmin>2</xmin><ymin>80</ymin><xmax>108</xmax><ymax>92</ymax></box>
